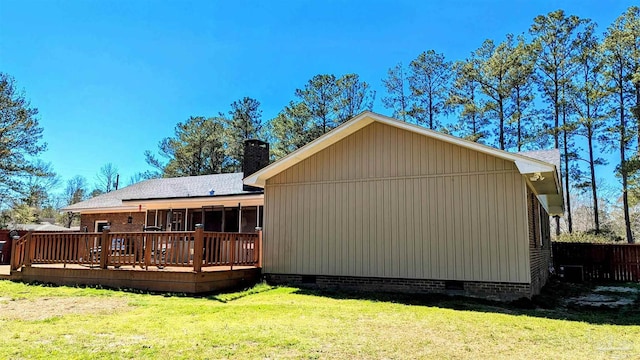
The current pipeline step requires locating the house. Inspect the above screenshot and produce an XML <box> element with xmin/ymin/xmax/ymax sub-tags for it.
<box><xmin>244</xmin><ymin>112</ymin><xmax>563</xmax><ymax>300</ymax></box>
<box><xmin>64</xmin><ymin>140</ymin><xmax>268</xmax><ymax>234</ymax></box>
<box><xmin>10</xmin><ymin>222</ymin><xmax>80</xmax><ymax>232</ymax></box>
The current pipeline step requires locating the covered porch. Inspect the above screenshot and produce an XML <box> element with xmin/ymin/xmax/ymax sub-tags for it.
<box><xmin>4</xmin><ymin>228</ymin><xmax>262</xmax><ymax>293</ymax></box>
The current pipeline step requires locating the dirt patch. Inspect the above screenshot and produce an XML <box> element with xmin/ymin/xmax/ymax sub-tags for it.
<box><xmin>0</xmin><ymin>297</ymin><xmax>130</xmax><ymax>321</ymax></box>
<box><xmin>566</xmin><ymin>285</ymin><xmax>639</xmax><ymax>309</ymax></box>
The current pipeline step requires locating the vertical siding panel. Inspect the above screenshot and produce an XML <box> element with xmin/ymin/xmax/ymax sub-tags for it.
<box><xmin>427</xmin><ymin>137</ymin><xmax>435</xmax><ymax>174</ymax></box>
<box><xmin>334</xmin><ymin>182</ymin><xmax>341</xmax><ymax>275</ymax></box>
<box><xmin>309</xmin><ymin>184</ymin><xmax>323</xmax><ymax>274</ymax></box>
<box><xmin>383</xmin><ymin>126</ymin><xmax>391</xmax><ymax>178</ymax></box>
<box><xmin>459</xmin><ymin>148</ymin><xmax>469</xmax><ymax>173</ymax></box>
<box><xmin>469</xmin><ymin>150</ymin><xmax>477</xmax><ymax>173</ymax></box>
<box><xmin>375</xmin><ymin>123</ymin><xmax>383</xmax><ymax>178</ymax></box>
<box><xmin>368</xmin><ymin>125</ymin><xmax>375</xmax><ymax>179</ymax></box>
<box><xmin>264</xmin><ymin>187</ymin><xmax>272</xmax><ymax>272</ymax></box>
<box><xmin>412</xmin><ymin>178</ymin><xmax>422</xmax><ymax>278</ymax></box>
<box><xmin>353</xmin><ymin>130</ymin><xmax>361</xmax><ymax>179</ymax></box>
<box><xmin>518</xmin><ymin>177</ymin><xmax>530</xmax><ymax>282</ymax></box>
<box><xmin>430</xmin><ymin>178</ymin><xmax>439</xmax><ymax>278</ymax></box>
<box><xmin>453</xmin><ymin>176</ymin><xmax>462</xmax><ymax>279</ymax></box>
<box><xmin>282</xmin><ymin>186</ymin><xmax>297</xmax><ymax>273</ymax></box>
<box><xmin>298</xmin><ymin>185</ymin><xmax>306</xmax><ymax>273</ymax></box>
<box><xmin>491</xmin><ymin>175</ymin><xmax>502</xmax><ymax>281</ymax></box>
<box><xmin>451</xmin><ymin>145</ymin><xmax>460</xmax><ymax>174</ymax></box>
<box><xmin>398</xmin><ymin>179</ymin><xmax>409</xmax><ymax>278</ymax></box>
<box><xmin>498</xmin><ymin>174</ymin><xmax>509</xmax><ymax>282</ymax></box>
<box><xmin>361</xmin><ymin>181</ymin><xmax>370</xmax><ymax>276</ymax></box>
<box><xmin>304</xmin><ymin>184</ymin><xmax>312</xmax><ymax>274</ymax></box>
<box><xmin>462</xmin><ymin>175</ymin><xmax>472</xmax><ymax>280</ymax></box>
<box><xmin>444</xmin><ymin>143</ymin><xmax>453</xmax><ymax>174</ymax></box>
<box><xmin>479</xmin><ymin>174</ymin><xmax>490</xmax><ymax>281</ymax></box>
<box><xmin>447</xmin><ymin>177</ymin><xmax>456</xmax><ymax>279</ymax></box>
<box><xmin>469</xmin><ymin>175</ymin><xmax>479</xmax><ymax>281</ymax></box>
<box><xmin>274</xmin><ymin>186</ymin><xmax>282</xmax><ymax>274</ymax></box>
<box><xmin>323</xmin><ymin>183</ymin><xmax>330</xmax><ymax>274</ymax></box>
<box><xmin>376</xmin><ymin>180</ymin><xmax>385</xmax><ymax>277</ymax></box>
<box><xmin>476</xmin><ymin>153</ymin><xmax>486</xmax><ymax>173</ymax></box>
<box><xmin>418</xmin><ymin>178</ymin><xmax>427</xmax><ymax>278</ymax></box>
<box><xmin>341</xmin><ymin>180</ymin><xmax>349</xmax><ymax>275</ymax></box>
<box><xmin>383</xmin><ymin>179</ymin><xmax>392</xmax><ymax>277</ymax></box>
<box><xmin>389</xmin><ymin>179</ymin><xmax>398</xmax><ymax>277</ymax></box>
<box><xmin>349</xmin><ymin>181</ymin><xmax>357</xmax><ymax>275</ymax></box>
<box><xmin>436</xmin><ymin>141</ymin><xmax>445</xmax><ymax>174</ymax></box>
<box><xmin>508</xmin><ymin>174</ymin><xmax>519</xmax><ymax>282</ymax></box>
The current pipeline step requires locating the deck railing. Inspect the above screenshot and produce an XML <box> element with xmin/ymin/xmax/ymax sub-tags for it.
<box><xmin>10</xmin><ymin>228</ymin><xmax>262</xmax><ymax>272</ymax></box>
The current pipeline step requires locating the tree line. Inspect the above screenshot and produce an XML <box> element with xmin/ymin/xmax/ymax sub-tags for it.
<box><xmin>0</xmin><ymin>7</ymin><xmax>638</xmax><ymax>242</ymax></box>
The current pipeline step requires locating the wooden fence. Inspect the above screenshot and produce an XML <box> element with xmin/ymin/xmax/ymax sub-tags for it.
<box><xmin>11</xmin><ymin>228</ymin><xmax>261</xmax><ymax>272</ymax></box>
<box><xmin>553</xmin><ymin>242</ymin><xmax>640</xmax><ymax>282</ymax></box>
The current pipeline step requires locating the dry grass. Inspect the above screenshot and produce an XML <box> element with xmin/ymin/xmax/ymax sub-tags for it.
<box><xmin>0</xmin><ymin>280</ymin><xmax>639</xmax><ymax>359</ymax></box>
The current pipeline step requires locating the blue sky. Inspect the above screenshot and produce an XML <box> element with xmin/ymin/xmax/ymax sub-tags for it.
<box><xmin>0</xmin><ymin>0</ymin><xmax>636</xmax><ymax>192</ymax></box>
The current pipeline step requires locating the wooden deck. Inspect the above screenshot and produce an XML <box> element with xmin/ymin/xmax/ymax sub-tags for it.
<box><xmin>4</xmin><ymin>229</ymin><xmax>263</xmax><ymax>293</ymax></box>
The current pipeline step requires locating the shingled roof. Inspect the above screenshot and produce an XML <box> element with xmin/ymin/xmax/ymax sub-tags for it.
<box><xmin>63</xmin><ymin>172</ymin><xmax>261</xmax><ymax>212</ymax></box>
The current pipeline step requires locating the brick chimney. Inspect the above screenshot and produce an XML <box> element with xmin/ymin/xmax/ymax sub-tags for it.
<box><xmin>243</xmin><ymin>139</ymin><xmax>269</xmax><ymax>191</ymax></box>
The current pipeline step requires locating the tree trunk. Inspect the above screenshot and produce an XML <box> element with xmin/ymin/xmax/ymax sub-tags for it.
<box><xmin>554</xmin><ymin>75</ymin><xmax>561</xmax><ymax>236</ymax></box>
<box><xmin>516</xmin><ymin>87</ymin><xmax>522</xmax><ymax>152</ymax></box>
<box><xmin>587</xmin><ymin>126</ymin><xmax>599</xmax><ymax>233</ymax></box>
<box><xmin>562</xmin><ymin>102</ymin><xmax>572</xmax><ymax>233</ymax></box>
<box><xmin>428</xmin><ymin>93</ymin><xmax>434</xmax><ymax>129</ymax></box>
<box><xmin>499</xmin><ymin>97</ymin><xmax>505</xmax><ymax>150</ymax></box>
<box><xmin>619</xmin><ymin>81</ymin><xmax>634</xmax><ymax>243</ymax></box>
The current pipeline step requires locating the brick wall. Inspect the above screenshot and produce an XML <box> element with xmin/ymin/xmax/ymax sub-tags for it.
<box><xmin>527</xmin><ymin>188</ymin><xmax>551</xmax><ymax>296</ymax></box>
<box><xmin>80</xmin><ymin>212</ymin><xmax>146</xmax><ymax>232</ymax></box>
<box><xmin>266</xmin><ymin>274</ymin><xmax>532</xmax><ymax>301</ymax></box>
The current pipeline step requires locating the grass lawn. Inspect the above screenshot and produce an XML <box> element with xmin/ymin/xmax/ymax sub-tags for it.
<box><xmin>0</xmin><ymin>280</ymin><xmax>639</xmax><ymax>359</ymax></box>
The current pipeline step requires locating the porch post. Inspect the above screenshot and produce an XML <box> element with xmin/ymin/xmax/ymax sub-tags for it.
<box><xmin>257</xmin><ymin>229</ymin><xmax>263</xmax><ymax>268</ymax></box>
<box><xmin>144</xmin><ymin>233</ymin><xmax>152</xmax><ymax>270</ymax></box>
<box><xmin>24</xmin><ymin>231</ymin><xmax>33</xmax><ymax>267</ymax></box>
<box><xmin>10</xmin><ymin>232</ymin><xmax>21</xmax><ymax>271</ymax></box>
<box><xmin>193</xmin><ymin>226</ymin><xmax>204</xmax><ymax>272</ymax></box>
<box><xmin>238</xmin><ymin>202</ymin><xmax>242</xmax><ymax>233</ymax></box>
<box><xmin>230</xmin><ymin>232</ymin><xmax>235</xmax><ymax>271</ymax></box>
<box><xmin>100</xmin><ymin>227</ymin><xmax>110</xmax><ymax>269</ymax></box>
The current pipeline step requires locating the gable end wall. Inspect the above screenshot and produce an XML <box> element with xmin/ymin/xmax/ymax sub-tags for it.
<box><xmin>264</xmin><ymin>122</ymin><xmax>531</xmax><ymax>284</ymax></box>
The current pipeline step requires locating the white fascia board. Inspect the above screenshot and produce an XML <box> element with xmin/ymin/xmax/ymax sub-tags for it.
<box><xmin>514</xmin><ymin>160</ymin><xmax>555</xmax><ymax>174</ymax></box>
<box><xmin>65</xmin><ymin>206</ymin><xmax>142</xmax><ymax>214</ymax></box>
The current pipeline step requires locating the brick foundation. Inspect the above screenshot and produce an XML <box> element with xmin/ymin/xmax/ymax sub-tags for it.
<box><xmin>265</xmin><ymin>274</ymin><xmax>532</xmax><ymax>301</ymax></box>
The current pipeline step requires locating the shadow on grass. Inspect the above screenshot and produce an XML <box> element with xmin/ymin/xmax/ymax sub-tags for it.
<box><xmin>290</xmin><ymin>278</ymin><xmax>640</xmax><ymax>326</ymax></box>
<box><xmin>205</xmin><ymin>283</ymin><xmax>276</xmax><ymax>303</ymax></box>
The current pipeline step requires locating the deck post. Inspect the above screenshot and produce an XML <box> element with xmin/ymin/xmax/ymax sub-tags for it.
<box><xmin>193</xmin><ymin>227</ymin><xmax>204</xmax><ymax>272</ymax></box>
<box><xmin>9</xmin><ymin>234</ymin><xmax>19</xmax><ymax>271</ymax></box>
<box><xmin>257</xmin><ymin>229</ymin><xmax>263</xmax><ymax>268</ymax></box>
<box><xmin>100</xmin><ymin>228</ymin><xmax>110</xmax><ymax>269</ymax></box>
<box><xmin>24</xmin><ymin>231</ymin><xmax>33</xmax><ymax>267</ymax></box>
<box><xmin>144</xmin><ymin>233</ymin><xmax>152</xmax><ymax>270</ymax></box>
<box><xmin>230</xmin><ymin>233</ymin><xmax>235</xmax><ymax>270</ymax></box>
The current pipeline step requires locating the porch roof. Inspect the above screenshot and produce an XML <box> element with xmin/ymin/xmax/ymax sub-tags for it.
<box><xmin>63</xmin><ymin>172</ymin><xmax>263</xmax><ymax>213</ymax></box>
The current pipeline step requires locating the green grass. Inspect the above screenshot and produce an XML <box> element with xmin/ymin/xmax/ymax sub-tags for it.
<box><xmin>0</xmin><ymin>281</ymin><xmax>639</xmax><ymax>359</ymax></box>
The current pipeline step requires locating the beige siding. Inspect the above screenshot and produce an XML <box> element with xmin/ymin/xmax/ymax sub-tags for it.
<box><xmin>264</xmin><ymin>122</ymin><xmax>531</xmax><ymax>283</ymax></box>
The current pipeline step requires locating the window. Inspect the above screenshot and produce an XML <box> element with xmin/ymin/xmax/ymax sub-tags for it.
<box><xmin>95</xmin><ymin>220</ymin><xmax>109</xmax><ymax>232</ymax></box>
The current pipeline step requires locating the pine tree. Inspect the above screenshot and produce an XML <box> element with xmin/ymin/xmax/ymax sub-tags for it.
<box><xmin>530</xmin><ymin>10</ymin><xmax>587</xmax><ymax>234</ymax></box>
<box><xmin>408</xmin><ymin>50</ymin><xmax>451</xmax><ymax>129</ymax></box>
<box><xmin>447</xmin><ymin>58</ymin><xmax>488</xmax><ymax>142</ymax></box>
<box><xmin>570</xmin><ymin>22</ymin><xmax>608</xmax><ymax>233</ymax></box>
<box><xmin>382</xmin><ymin>63</ymin><xmax>410</xmax><ymax>121</ymax></box>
